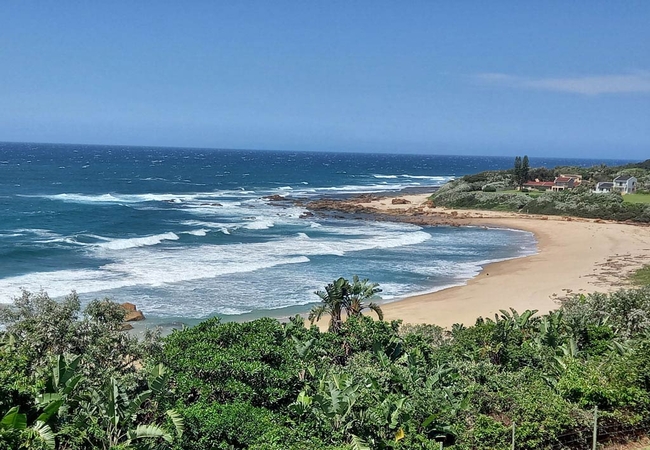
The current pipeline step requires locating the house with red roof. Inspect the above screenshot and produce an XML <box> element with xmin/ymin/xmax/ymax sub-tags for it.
<box><xmin>522</xmin><ymin>181</ymin><xmax>555</xmax><ymax>191</ymax></box>
<box><xmin>551</xmin><ymin>176</ymin><xmax>576</xmax><ymax>191</ymax></box>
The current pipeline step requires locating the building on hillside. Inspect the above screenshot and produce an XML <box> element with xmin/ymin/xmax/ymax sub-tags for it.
<box><xmin>594</xmin><ymin>182</ymin><xmax>614</xmax><ymax>193</ymax></box>
<box><xmin>551</xmin><ymin>176</ymin><xmax>576</xmax><ymax>191</ymax></box>
<box><xmin>522</xmin><ymin>181</ymin><xmax>555</xmax><ymax>191</ymax></box>
<box><xmin>559</xmin><ymin>174</ymin><xmax>582</xmax><ymax>184</ymax></box>
<box><xmin>612</xmin><ymin>175</ymin><xmax>637</xmax><ymax>194</ymax></box>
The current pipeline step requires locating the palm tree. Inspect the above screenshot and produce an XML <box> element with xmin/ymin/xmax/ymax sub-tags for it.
<box><xmin>309</xmin><ymin>277</ymin><xmax>350</xmax><ymax>333</ymax></box>
<box><xmin>345</xmin><ymin>275</ymin><xmax>383</xmax><ymax>320</ymax></box>
<box><xmin>309</xmin><ymin>276</ymin><xmax>384</xmax><ymax>332</ymax></box>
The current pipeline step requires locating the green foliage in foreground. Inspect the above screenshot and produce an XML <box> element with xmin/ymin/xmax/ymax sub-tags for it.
<box><xmin>2</xmin><ymin>285</ymin><xmax>650</xmax><ymax>449</ymax></box>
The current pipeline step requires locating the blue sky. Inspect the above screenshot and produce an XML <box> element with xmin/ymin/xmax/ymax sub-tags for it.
<box><xmin>1</xmin><ymin>1</ymin><xmax>649</xmax><ymax>158</ymax></box>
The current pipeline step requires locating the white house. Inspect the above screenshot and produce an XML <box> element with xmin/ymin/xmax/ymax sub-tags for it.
<box><xmin>594</xmin><ymin>182</ymin><xmax>613</xmax><ymax>193</ymax></box>
<box><xmin>613</xmin><ymin>175</ymin><xmax>637</xmax><ymax>194</ymax></box>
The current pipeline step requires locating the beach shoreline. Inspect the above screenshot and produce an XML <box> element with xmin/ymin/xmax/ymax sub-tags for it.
<box><xmin>308</xmin><ymin>192</ymin><xmax>650</xmax><ymax>328</ymax></box>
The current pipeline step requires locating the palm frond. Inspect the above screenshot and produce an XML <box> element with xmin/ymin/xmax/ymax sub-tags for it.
<box><xmin>31</xmin><ymin>421</ymin><xmax>56</xmax><ymax>449</ymax></box>
<box><xmin>166</xmin><ymin>409</ymin><xmax>184</xmax><ymax>437</ymax></box>
<box><xmin>127</xmin><ymin>424</ymin><xmax>172</xmax><ymax>443</ymax></box>
<box><xmin>350</xmin><ymin>434</ymin><xmax>371</xmax><ymax>450</ymax></box>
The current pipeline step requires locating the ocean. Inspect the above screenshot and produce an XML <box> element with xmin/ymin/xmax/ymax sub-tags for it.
<box><xmin>0</xmin><ymin>142</ymin><xmax>631</xmax><ymax>326</ymax></box>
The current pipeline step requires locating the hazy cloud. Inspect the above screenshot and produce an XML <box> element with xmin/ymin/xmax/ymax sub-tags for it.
<box><xmin>475</xmin><ymin>72</ymin><xmax>650</xmax><ymax>95</ymax></box>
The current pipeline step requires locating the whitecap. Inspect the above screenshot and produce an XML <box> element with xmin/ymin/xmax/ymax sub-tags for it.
<box><xmin>96</xmin><ymin>232</ymin><xmax>180</xmax><ymax>250</ymax></box>
<box><xmin>183</xmin><ymin>229</ymin><xmax>208</xmax><ymax>237</ymax></box>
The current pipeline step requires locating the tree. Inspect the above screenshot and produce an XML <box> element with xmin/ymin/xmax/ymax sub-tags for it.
<box><xmin>309</xmin><ymin>278</ymin><xmax>351</xmax><ymax>333</ymax></box>
<box><xmin>513</xmin><ymin>156</ymin><xmax>522</xmax><ymax>188</ymax></box>
<box><xmin>309</xmin><ymin>277</ymin><xmax>383</xmax><ymax>333</ymax></box>
<box><xmin>345</xmin><ymin>275</ymin><xmax>383</xmax><ymax>321</ymax></box>
<box><xmin>522</xmin><ymin>155</ymin><xmax>530</xmax><ymax>186</ymax></box>
<box><xmin>0</xmin><ymin>290</ymin><xmax>161</xmax><ymax>384</ymax></box>
<box><xmin>513</xmin><ymin>155</ymin><xmax>530</xmax><ymax>189</ymax></box>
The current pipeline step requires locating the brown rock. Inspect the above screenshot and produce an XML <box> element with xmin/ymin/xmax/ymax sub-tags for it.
<box><xmin>125</xmin><ymin>310</ymin><xmax>145</xmax><ymax>322</ymax></box>
<box><xmin>120</xmin><ymin>323</ymin><xmax>134</xmax><ymax>331</ymax></box>
<box><xmin>121</xmin><ymin>302</ymin><xmax>137</xmax><ymax>312</ymax></box>
<box><xmin>391</xmin><ymin>198</ymin><xmax>411</xmax><ymax>205</ymax></box>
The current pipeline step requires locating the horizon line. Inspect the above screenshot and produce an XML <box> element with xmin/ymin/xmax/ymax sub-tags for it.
<box><xmin>0</xmin><ymin>139</ymin><xmax>640</xmax><ymax>163</ymax></box>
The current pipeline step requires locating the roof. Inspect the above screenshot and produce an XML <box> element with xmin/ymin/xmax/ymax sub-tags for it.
<box><xmin>597</xmin><ymin>182</ymin><xmax>613</xmax><ymax>188</ymax></box>
<box><xmin>554</xmin><ymin>176</ymin><xmax>574</xmax><ymax>183</ymax></box>
<box><xmin>614</xmin><ymin>174</ymin><xmax>635</xmax><ymax>182</ymax></box>
<box><xmin>523</xmin><ymin>181</ymin><xmax>554</xmax><ymax>187</ymax></box>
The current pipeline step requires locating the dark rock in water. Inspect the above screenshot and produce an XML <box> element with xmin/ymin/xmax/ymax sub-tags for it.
<box><xmin>305</xmin><ymin>199</ymin><xmax>379</xmax><ymax>215</ymax></box>
<box><xmin>391</xmin><ymin>198</ymin><xmax>411</xmax><ymax>204</ymax></box>
<box><xmin>263</xmin><ymin>194</ymin><xmax>286</xmax><ymax>201</ymax></box>
<box><xmin>199</xmin><ymin>202</ymin><xmax>222</xmax><ymax>207</ymax></box>
<box><xmin>299</xmin><ymin>211</ymin><xmax>314</xmax><ymax>219</ymax></box>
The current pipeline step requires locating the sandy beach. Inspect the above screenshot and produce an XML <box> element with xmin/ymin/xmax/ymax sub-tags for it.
<box><xmin>316</xmin><ymin>193</ymin><xmax>650</xmax><ymax>328</ymax></box>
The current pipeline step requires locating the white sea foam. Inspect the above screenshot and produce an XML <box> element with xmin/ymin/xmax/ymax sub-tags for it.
<box><xmin>243</xmin><ymin>219</ymin><xmax>275</xmax><ymax>230</ymax></box>
<box><xmin>401</xmin><ymin>175</ymin><xmax>452</xmax><ymax>180</ymax></box>
<box><xmin>26</xmin><ymin>190</ymin><xmax>256</xmax><ymax>205</ymax></box>
<box><xmin>96</xmin><ymin>232</ymin><xmax>180</xmax><ymax>250</ymax></box>
<box><xmin>183</xmin><ymin>229</ymin><xmax>208</xmax><ymax>237</ymax></box>
<box><xmin>0</xmin><ymin>222</ymin><xmax>433</xmax><ymax>302</ymax></box>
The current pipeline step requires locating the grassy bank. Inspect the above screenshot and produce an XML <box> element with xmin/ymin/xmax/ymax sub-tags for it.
<box><xmin>430</xmin><ymin>159</ymin><xmax>650</xmax><ymax>222</ymax></box>
<box><xmin>631</xmin><ymin>264</ymin><xmax>650</xmax><ymax>286</ymax></box>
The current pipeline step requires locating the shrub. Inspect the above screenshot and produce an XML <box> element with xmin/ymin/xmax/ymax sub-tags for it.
<box><xmin>161</xmin><ymin>317</ymin><xmax>303</xmax><ymax>409</ymax></box>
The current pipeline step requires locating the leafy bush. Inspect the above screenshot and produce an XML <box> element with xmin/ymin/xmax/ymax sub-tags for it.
<box><xmin>161</xmin><ymin>317</ymin><xmax>303</xmax><ymax>409</ymax></box>
<box><xmin>4</xmin><ymin>286</ymin><xmax>650</xmax><ymax>448</ymax></box>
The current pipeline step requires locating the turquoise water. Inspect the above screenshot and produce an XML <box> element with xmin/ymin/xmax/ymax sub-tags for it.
<box><xmin>0</xmin><ymin>142</ymin><xmax>628</xmax><ymax>324</ymax></box>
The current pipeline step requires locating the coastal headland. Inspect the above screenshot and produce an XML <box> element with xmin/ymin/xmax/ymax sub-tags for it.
<box><xmin>305</xmin><ymin>193</ymin><xmax>650</xmax><ymax>327</ymax></box>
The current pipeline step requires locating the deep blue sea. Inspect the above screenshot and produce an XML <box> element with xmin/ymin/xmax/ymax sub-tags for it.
<box><xmin>0</xmin><ymin>142</ymin><xmax>632</xmax><ymax>325</ymax></box>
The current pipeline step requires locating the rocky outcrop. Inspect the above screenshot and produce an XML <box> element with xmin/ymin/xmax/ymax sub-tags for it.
<box><xmin>125</xmin><ymin>310</ymin><xmax>145</xmax><ymax>322</ymax></box>
<box><xmin>121</xmin><ymin>302</ymin><xmax>137</xmax><ymax>312</ymax></box>
<box><xmin>391</xmin><ymin>198</ymin><xmax>411</xmax><ymax>205</ymax></box>
<box><xmin>121</xmin><ymin>303</ymin><xmax>145</xmax><ymax>322</ymax></box>
<box><xmin>263</xmin><ymin>194</ymin><xmax>286</xmax><ymax>202</ymax></box>
<box><xmin>305</xmin><ymin>199</ymin><xmax>379</xmax><ymax>215</ymax></box>
<box><xmin>354</xmin><ymin>194</ymin><xmax>381</xmax><ymax>203</ymax></box>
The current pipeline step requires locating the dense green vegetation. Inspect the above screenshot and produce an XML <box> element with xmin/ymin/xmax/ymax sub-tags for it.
<box><xmin>432</xmin><ymin>159</ymin><xmax>650</xmax><ymax>222</ymax></box>
<box><xmin>2</xmin><ymin>281</ymin><xmax>650</xmax><ymax>449</ymax></box>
